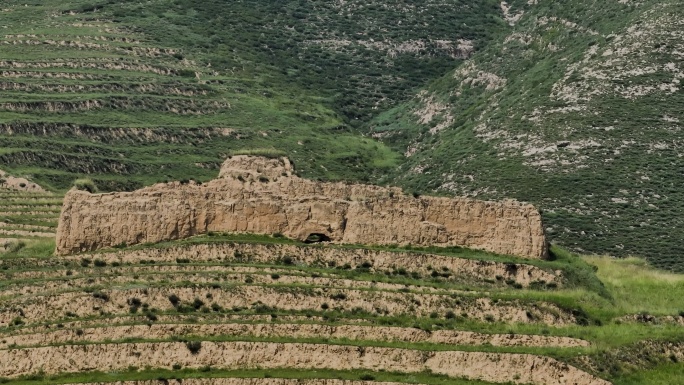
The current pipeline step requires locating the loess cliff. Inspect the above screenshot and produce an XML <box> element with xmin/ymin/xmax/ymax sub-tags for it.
<box><xmin>55</xmin><ymin>156</ymin><xmax>547</xmax><ymax>258</ymax></box>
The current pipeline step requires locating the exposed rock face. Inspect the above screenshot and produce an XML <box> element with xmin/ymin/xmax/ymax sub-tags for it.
<box><xmin>56</xmin><ymin>156</ymin><xmax>548</xmax><ymax>258</ymax></box>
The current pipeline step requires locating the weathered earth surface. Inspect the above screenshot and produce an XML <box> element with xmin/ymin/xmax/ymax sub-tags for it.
<box><xmin>0</xmin><ymin>169</ymin><xmax>44</xmax><ymax>192</ymax></box>
<box><xmin>56</xmin><ymin>156</ymin><xmax>548</xmax><ymax>258</ymax></box>
<box><xmin>70</xmin><ymin>380</ymin><xmax>405</xmax><ymax>385</ymax></box>
<box><xmin>0</xmin><ymin>285</ymin><xmax>575</xmax><ymax>326</ymax></box>
<box><xmin>0</xmin><ymin>322</ymin><xmax>590</xmax><ymax>349</ymax></box>
<box><xmin>53</xmin><ymin>242</ymin><xmax>562</xmax><ymax>287</ymax></box>
<box><xmin>0</xmin><ymin>341</ymin><xmax>610</xmax><ymax>385</ymax></box>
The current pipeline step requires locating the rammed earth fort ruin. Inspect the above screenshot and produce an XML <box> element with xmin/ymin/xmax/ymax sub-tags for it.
<box><xmin>56</xmin><ymin>156</ymin><xmax>548</xmax><ymax>258</ymax></box>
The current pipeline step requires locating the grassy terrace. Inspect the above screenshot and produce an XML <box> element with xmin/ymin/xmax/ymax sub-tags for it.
<box><xmin>0</xmin><ymin>187</ymin><xmax>61</xmax><ymax>242</ymax></box>
<box><xmin>1</xmin><ymin>234</ymin><xmax>683</xmax><ymax>384</ymax></box>
<box><xmin>0</xmin><ymin>0</ymin><xmax>510</xmax><ymax>190</ymax></box>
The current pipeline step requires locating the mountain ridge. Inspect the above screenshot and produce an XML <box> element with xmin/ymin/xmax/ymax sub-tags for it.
<box><xmin>372</xmin><ymin>0</ymin><xmax>684</xmax><ymax>270</ymax></box>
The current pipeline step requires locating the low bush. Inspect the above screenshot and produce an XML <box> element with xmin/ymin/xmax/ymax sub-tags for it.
<box><xmin>185</xmin><ymin>341</ymin><xmax>202</xmax><ymax>354</ymax></box>
<box><xmin>73</xmin><ymin>178</ymin><xmax>98</xmax><ymax>193</ymax></box>
<box><xmin>168</xmin><ymin>294</ymin><xmax>181</xmax><ymax>307</ymax></box>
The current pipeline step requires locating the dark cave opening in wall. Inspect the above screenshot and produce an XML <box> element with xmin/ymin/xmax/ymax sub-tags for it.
<box><xmin>304</xmin><ymin>233</ymin><xmax>331</xmax><ymax>244</ymax></box>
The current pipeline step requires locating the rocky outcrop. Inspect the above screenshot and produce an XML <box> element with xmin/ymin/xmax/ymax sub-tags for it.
<box><xmin>56</xmin><ymin>156</ymin><xmax>548</xmax><ymax>258</ymax></box>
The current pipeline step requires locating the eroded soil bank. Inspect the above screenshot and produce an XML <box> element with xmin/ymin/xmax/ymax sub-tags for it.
<box><xmin>0</xmin><ymin>341</ymin><xmax>610</xmax><ymax>385</ymax></box>
<box><xmin>0</xmin><ymin>285</ymin><xmax>575</xmax><ymax>327</ymax></box>
<box><xmin>0</xmin><ymin>322</ymin><xmax>589</xmax><ymax>349</ymax></box>
<box><xmin>80</xmin><ymin>242</ymin><xmax>563</xmax><ymax>288</ymax></box>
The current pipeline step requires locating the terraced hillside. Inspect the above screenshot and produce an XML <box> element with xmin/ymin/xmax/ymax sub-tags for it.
<box><xmin>6</xmin><ymin>0</ymin><xmax>684</xmax><ymax>271</ymax></box>
<box><xmin>372</xmin><ymin>0</ymin><xmax>684</xmax><ymax>270</ymax></box>
<box><xmin>0</xmin><ymin>0</ymin><xmax>511</xmax><ymax>191</ymax></box>
<box><xmin>1</xmin><ymin>233</ymin><xmax>684</xmax><ymax>384</ymax></box>
<box><xmin>0</xmin><ymin>0</ymin><xmax>393</xmax><ymax>190</ymax></box>
<box><xmin>0</xmin><ymin>170</ymin><xmax>61</xmax><ymax>251</ymax></box>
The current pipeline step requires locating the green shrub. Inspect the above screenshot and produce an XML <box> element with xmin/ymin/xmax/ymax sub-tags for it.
<box><xmin>93</xmin><ymin>259</ymin><xmax>107</xmax><ymax>267</ymax></box>
<box><xmin>4</xmin><ymin>240</ymin><xmax>25</xmax><ymax>253</ymax></box>
<box><xmin>168</xmin><ymin>294</ymin><xmax>181</xmax><ymax>307</ymax></box>
<box><xmin>92</xmin><ymin>292</ymin><xmax>110</xmax><ymax>302</ymax></box>
<box><xmin>73</xmin><ymin>178</ymin><xmax>98</xmax><ymax>193</ymax></box>
<box><xmin>192</xmin><ymin>298</ymin><xmax>205</xmax><ymax>309</ymax></box>
<box><xmin>185</xmin><ymin>341</ymin><xmax>202</xmax><ymax>354</ymax></box>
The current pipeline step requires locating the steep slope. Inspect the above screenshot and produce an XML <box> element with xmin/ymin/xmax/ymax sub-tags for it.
<box><xmin>372</xmin><ymin>0</ymin><xmax>684</xmax><ymax>270</ymax></box>
<box><xmin>0</xmin><ymin>0</ymin><xmax>509</xmax><ymax>191</ymax></box>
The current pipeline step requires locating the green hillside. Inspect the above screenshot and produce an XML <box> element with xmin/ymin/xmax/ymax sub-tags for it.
<box><xmin>2</xmin><ymin>1</ymin><xmax>684</xmax><ymax>267</ymax></box>
<box><xmin>372</xmin><ymin>0</ymin><xmax>684</xmax><ymax>270</ymax></box>
<box><xmin>0</xmin><ymin>0</ymin><xmax>509</xmax><ymax>191</ymax></box>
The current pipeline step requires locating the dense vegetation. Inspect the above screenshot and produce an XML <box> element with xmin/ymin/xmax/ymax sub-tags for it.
<box><xmin>372</xmin><ymin>0</ymin><xmax>684</xmax><ymax>270</ymax></box>
<box><xmin>0</xmin><ymin>0</ymin><xmax>509</xmax><ymax>191</ymax></box>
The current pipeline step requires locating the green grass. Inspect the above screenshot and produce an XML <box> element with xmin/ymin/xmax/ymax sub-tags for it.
<box><xmin>583</xmin><ymin>255</ymin><xmax>684</xmax><ymax>316</ymax></box>
<box><xmin>0</xmin><ymin>368</ymin><xmax>500</xmax><ymax>385</ymax></box>
<box><xmin>611</xmin><ymin>363</ymin><xmax>684</xmax><ymax>385</ymax></box>
<box><xmin>369</xmin><ymin>0</ymin><xmax>684</xmax><ymax>271</ymax></box>
<box><xmin>0</xmin><ymin>0</ymin><xmax>511</xmax><ymax>191</ymax></box>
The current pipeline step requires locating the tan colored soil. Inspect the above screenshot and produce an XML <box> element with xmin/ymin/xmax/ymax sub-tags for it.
<box><xmin>0</xmin><ymin>222</ymin><xmax>54</xmax><ymax>232</ymax></box>
<box><xmin>2</xmin><ymin>314</ymin><xmax>349</xmax><ymax>335</ymax></box>
<box><xmin>2</xmin><ymin>264</ymin><xmax>332</xmax><ymax>280</ymax></box>
<box><xmin>0</xmin><ymin>169</ymin><xmax>45</xmax><ymax>192</ymax></box>
<box><xmin>0</xmin><ymin>341</ymin><xmax>611</xmax><ymax>385</ymax></box>
<box><xmin>0</xmin><ymin>285</ymin><xmax>574</xmax><ymax>327</ymax></box>
<box><xmin>71</xmin><ymin>380</ymin><xmax>405</xmax><ymax>385</ymax></box>
<box><xmin>0</xmin><ymin>270</ymin><xmax>461</xmax><ymax>298</ymax></box>
<box><xmin>0</xmin><ymin>228</ymin><xmax>54</xmax><ymax>237</ymax></box>
<box><xmin>619</xmin><ymin>313</ymin><xmax>684</xmax><ymax>326</ymax></box>
<box><xmin>81</xmin><ymin>242</ymin><xmax>563</xmax><ymax>288</ymax></box>
<box><xmin>0</xmin><ymin>322</ymin><xmax>589</xmax><ymax>349</ymax></box>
